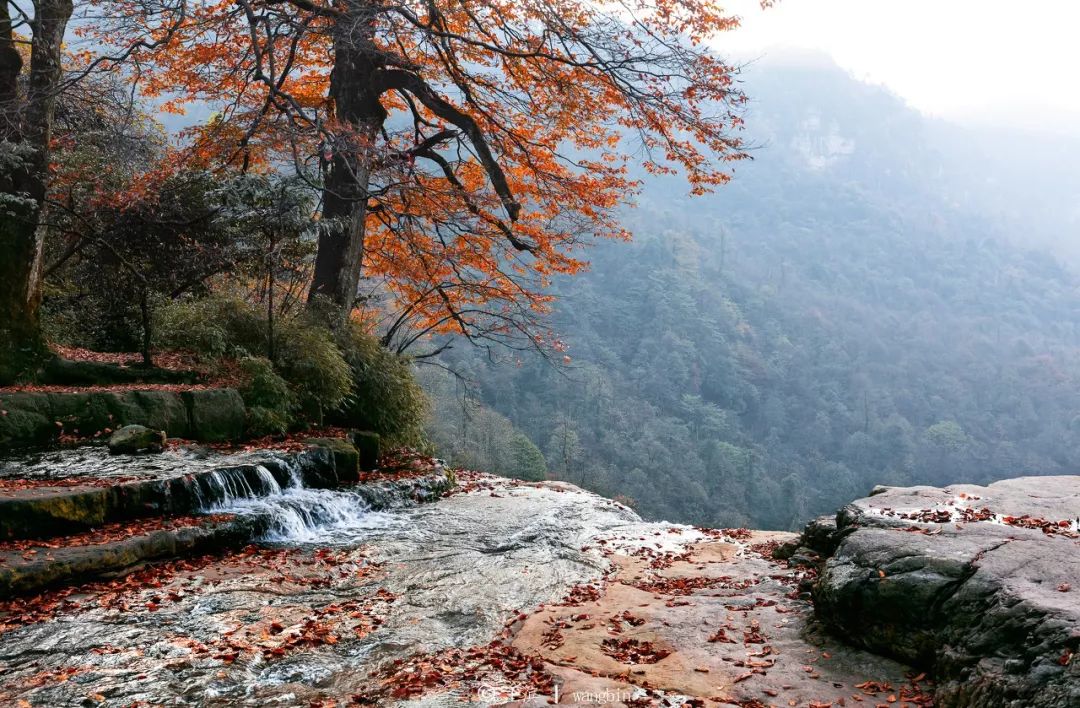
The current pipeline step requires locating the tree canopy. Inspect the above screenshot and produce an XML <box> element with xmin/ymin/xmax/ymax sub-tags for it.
<box><xmin>91</xmin><ymin>0</ymin><xmax>750</xmax><ymax>347</ymax></box>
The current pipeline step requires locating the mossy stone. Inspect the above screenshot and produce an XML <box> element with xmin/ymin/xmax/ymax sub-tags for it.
<box><xmin>0</xmin><ymin>489</ymin><xmax>112</xmax><ymax>539</ymax></box>
<box><xmin>305</xmin><ymin>437</ymin><xmax>359</xmax><ymax>483</ymax></box>
<box><xmin>111</xmin><ymin>390</ymin><xmax>190</xmax><ymax>437</ymax></box>
<box><xmin>0</xmin><ymin>393</ymin><xmax>56</xmax><ymax>448</ymax></box>
<box><xmin>349</xmin><ymin>430</ymin><xmax>381</xmax><ymax>470</ymax></box>
<box><xmin>46</xmin><ymin>392</ymin><xmax>114</xmax><ymax>437</ymax></box>
<box><xmin>182</xmin><ymin>388</ymin><xmax>245</xmax><ymax>442</ymax></box>
<box><xmin>108</xmin><ymin>425</ymin><xmax>166</xmax><ymax>454</ymax></box>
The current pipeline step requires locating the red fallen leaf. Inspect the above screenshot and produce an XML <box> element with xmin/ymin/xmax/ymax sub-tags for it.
<box><xmin>1059</xmin><ymin>649</ymin><xmax>1073</xmax><ymax>666</ymax></box>
<box><xmin>269</xmin><ymin>621</ymin><xmax>285</xmax><ymax>634</ymax></box>
<box><xmin>1058</xmin><ymin>583</ymin><xmax>1071</xmax><ymax>592</ymax></box>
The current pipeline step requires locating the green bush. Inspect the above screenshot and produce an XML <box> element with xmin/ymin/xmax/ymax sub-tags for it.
<box><xmin>275</xmin><ymin>321</ymin><xmax>352</xmax><ymax>420</ymax></box>
<box><xmin>333</xmin><ymin>324</ymin><xmax>427</xmax><ymax>447</ymax></box>
<box><xmin>236</xmin><ymin>356</ymin><xmax>293</xmax><ymax>436</ymax></box>
<box><xmin>510</xmin><ymin>433</ymin><xmax>548</xmax><ymax>481</ymax></box>
<box><xmin>154</xmin><ymin>295</ymin><xmax>265</xmax><ymax>360</ymax></box>
<box><xmin>155</xmin><ymin>294</ymin><xmax>351</xmax><ymax>423</ymax></box>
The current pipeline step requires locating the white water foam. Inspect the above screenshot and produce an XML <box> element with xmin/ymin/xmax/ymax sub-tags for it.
<box><xmin>200</xmin><ymin>462</ymin><xmax>399</xmax><ymax>544</ymax></box>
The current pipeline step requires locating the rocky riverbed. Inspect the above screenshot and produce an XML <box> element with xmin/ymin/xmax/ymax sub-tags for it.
<box><xmin>0</xmin><ymin>468</ymin><xmax>1075</xmax><ymax>707</ymax></box>
<box><xmin>0</xmin><ymin>473</ymin><xmax>925</xmax><ymax>707</ymax></box>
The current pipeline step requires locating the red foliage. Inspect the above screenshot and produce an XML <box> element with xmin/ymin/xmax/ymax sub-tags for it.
<box><xmin>0</xmin><ymin>545</ymin><xmax>362</xmax><ymax>634</ymax></box>
<box><xmin>356</xmin><ymin>641</ymin><xmax>555</xmax><ymax>704</ymax></box>
<box><xmin>51</xmin><ymin>346</ymin><xmax>202</xmax><ymax>373</ymax></box>
<box><xmin>0</xmin><ymin>514</ymin><xmax>235</xmax><ymax>554</ymax></box>
<box><xmin>0</xmin><ymin>383</ymin><xmax>214</xmax><ymax>394</ymax></box>
<box><xmin>0</xmin><ymin>476</ymin><xmax>145</xmax><ymax>492</ymax></box>
<box><xmin>600</xmin><ymin>637</ymin><xmax>671</xmax><ymax>664</ymax></box>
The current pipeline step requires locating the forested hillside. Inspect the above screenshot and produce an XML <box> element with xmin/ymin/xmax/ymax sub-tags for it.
<box><xmin>424</xmin><ymin>55</ymin><xmax>1080</xmax><ymax>530</ymax></box>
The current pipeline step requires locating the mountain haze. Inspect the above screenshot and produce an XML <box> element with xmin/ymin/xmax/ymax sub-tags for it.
<box><xmin>424</xmin><ymin>54</ymin><xmax>1080</xmax><ymax>530</ymax></box>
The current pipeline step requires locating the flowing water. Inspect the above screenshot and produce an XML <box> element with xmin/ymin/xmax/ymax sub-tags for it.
<box><xmin>0</xmin><ymin>469</ymin><xmax>654</xmax><ymax>706</ymax></box>
<box><xmin>0</xmin><ymin>445</ymin><xmax>293</xmax><ymax>482</ymax></box>
<box><xmin>202</xmin><ymin>462</ymin><xmax>404</xmax><ymax>543</ymax></box>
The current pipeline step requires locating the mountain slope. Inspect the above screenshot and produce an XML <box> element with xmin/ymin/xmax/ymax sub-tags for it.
<box><xmin>425</xmin><ymin>55</ymin><xmax>1080</xmax><ymax>530</ymax></box>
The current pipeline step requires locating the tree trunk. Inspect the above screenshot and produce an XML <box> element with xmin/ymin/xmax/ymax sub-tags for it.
<box><xmin>139</xmin><ymin>288</ymin><xmax>153</xmax><ymax>367</ymax></box>
<box><xmin>0</xmin><ymin>214</ymin><xmax>47</xmax><ymax>383</ymax></box>
<box><xmin>0</xmin><ymin>0</ymin><xmax>74</xmax><ymax>383</ymax></box>
<box><xmin>307</xmin><ymin>2</ymin><xmax>386</xmax><ymax>321</ymax></box>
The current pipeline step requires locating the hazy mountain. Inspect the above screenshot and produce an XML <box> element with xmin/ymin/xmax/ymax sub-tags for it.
<box><xmin>424</xmin><ymin>53</ymin><xmax>1080</xmax><ymax>530</ymax></box>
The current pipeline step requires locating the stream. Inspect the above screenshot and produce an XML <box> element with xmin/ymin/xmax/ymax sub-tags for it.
<box><xmin>0</xmin><ymin>469</ymin><xmax>651</xmax><ymax>706</ymax></box>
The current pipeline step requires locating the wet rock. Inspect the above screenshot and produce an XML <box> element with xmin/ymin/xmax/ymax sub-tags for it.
<box><xmin>511</xmin><ymin>529</ymin><xmax>920</xmax><ymax>708</ymax></box>
<box><xmin>0</xmin><ymin>476</ymin><xmax>921</xmax><ymax>707</ymax></box>
<box><xmin>0</xmin><ymin>515</ymin><xmax>253</xmax><ymax>597</ymax></box>
<box><xmin>807</xmin><ymin>476</ymin><xmax>1080</xmax><ymax>707</ymax></box>
<box><xmin>108</xmin><ymin>425</ymin><xmax>166</xmax><ymax>454</ymax></box>
<box><xmin>305</xmin><ymin>437</ymin><xmax>359</xmax><ymax>483</ymax></box>
<box><xmin>0</xmin><ymin>447</ymin><xmax>340</xmax><ymax>539</ymax></box>
<box><xmin>0</xmin><ymin>486</ymin><xmax>113</xmax><ymax>540</ymax></box>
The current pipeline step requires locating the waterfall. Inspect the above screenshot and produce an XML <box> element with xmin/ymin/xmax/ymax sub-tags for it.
<box><xmin>197</xmin><ymin>461</ymin><xmax>397</xmax><ymax>544</ymax></box>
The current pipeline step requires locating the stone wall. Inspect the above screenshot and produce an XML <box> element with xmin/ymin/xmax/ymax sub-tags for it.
<box><xmin>0</xmin><ymin>388</ymin><xmax>246</xmax><ymax>448</ymax></box>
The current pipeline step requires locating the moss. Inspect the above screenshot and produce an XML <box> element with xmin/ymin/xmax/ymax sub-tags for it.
<box><xmin>305</xmin><ymin>437</ymin><xmax>360</xmax><ymax>483</ymax></box>
<box><xmin>182</xmin><ymin>388</ymin><xmax>245</xmax><ymax>442</ymax></box>
<box><xmin>0</xmin><ymin>393</ymin><xmax>56</xmax><ymax>448</ymax></box>
<box><xmin>349</xmin><ymin>430</ymin><xmax>381</xmax><ymax>471</ymax></box>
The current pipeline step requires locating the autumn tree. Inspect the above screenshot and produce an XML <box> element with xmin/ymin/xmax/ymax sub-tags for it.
<box><xmin>104</xmin><ymin>0</ymin><xmax>752</xmax><ymax>353</ymax></box>
<box><xmin>0</xmin><ymin>0</ymin><xmax>184</xmax><ymax>382</ymax></box>
<box><xmin>0</xmin><ymin>0</ymin><xmax>74</xmax><ymax>382</ymax></box>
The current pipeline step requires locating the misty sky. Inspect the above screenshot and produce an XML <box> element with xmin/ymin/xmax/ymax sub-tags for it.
<box><xmin>720</xmin><ymin>0</ymin><xmax>1080</xmax><ymax>134</ymax></box>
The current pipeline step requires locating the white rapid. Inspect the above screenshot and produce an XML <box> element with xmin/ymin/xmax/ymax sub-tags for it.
<box><xmin>198</xmin><ymin>462</ymin><xmax>400</xmax><ymax>544</ymax></box>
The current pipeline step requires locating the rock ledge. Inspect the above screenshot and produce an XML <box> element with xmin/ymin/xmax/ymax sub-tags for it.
<box><xmin>797</xmin><ymin>476</ymin><xmax>1080</xmax><ymax>708</ymax></box>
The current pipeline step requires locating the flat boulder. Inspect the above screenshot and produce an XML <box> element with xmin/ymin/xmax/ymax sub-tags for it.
<box><xmin>802</xmin><ymin>476</ymin><xmax>1080</xmax><ymax>707</ymax></box>
<box><xmin>182</xmin><ymin>388</ymin><xmax>245</xmax><ymax>442</ymax></box>
<box><xmin>107</xmin><ymin>424</ymin><xmax>166</xmax><ymax>454</ymax></box>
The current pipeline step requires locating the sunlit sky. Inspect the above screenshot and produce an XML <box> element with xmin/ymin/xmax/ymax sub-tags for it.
<box><xmin>718</xmin><ymin>0</ymin><xmax>1080</xmax><ymax>134</ymax></box>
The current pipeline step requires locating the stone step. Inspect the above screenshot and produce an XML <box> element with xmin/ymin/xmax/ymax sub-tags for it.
<box><xmin>0</xmin><ymin>514</ymin><xmax>254</xmax><ymax>598</ymax></box>
<box><xmin>0</xmin><ymin>441</ymin><xmax>455</xmax><ymax>598</ymax></box>
<box><xmin>0</xmin><ymin>445</ymin><xmax>344</xmax><ymax>541</ymax></box>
